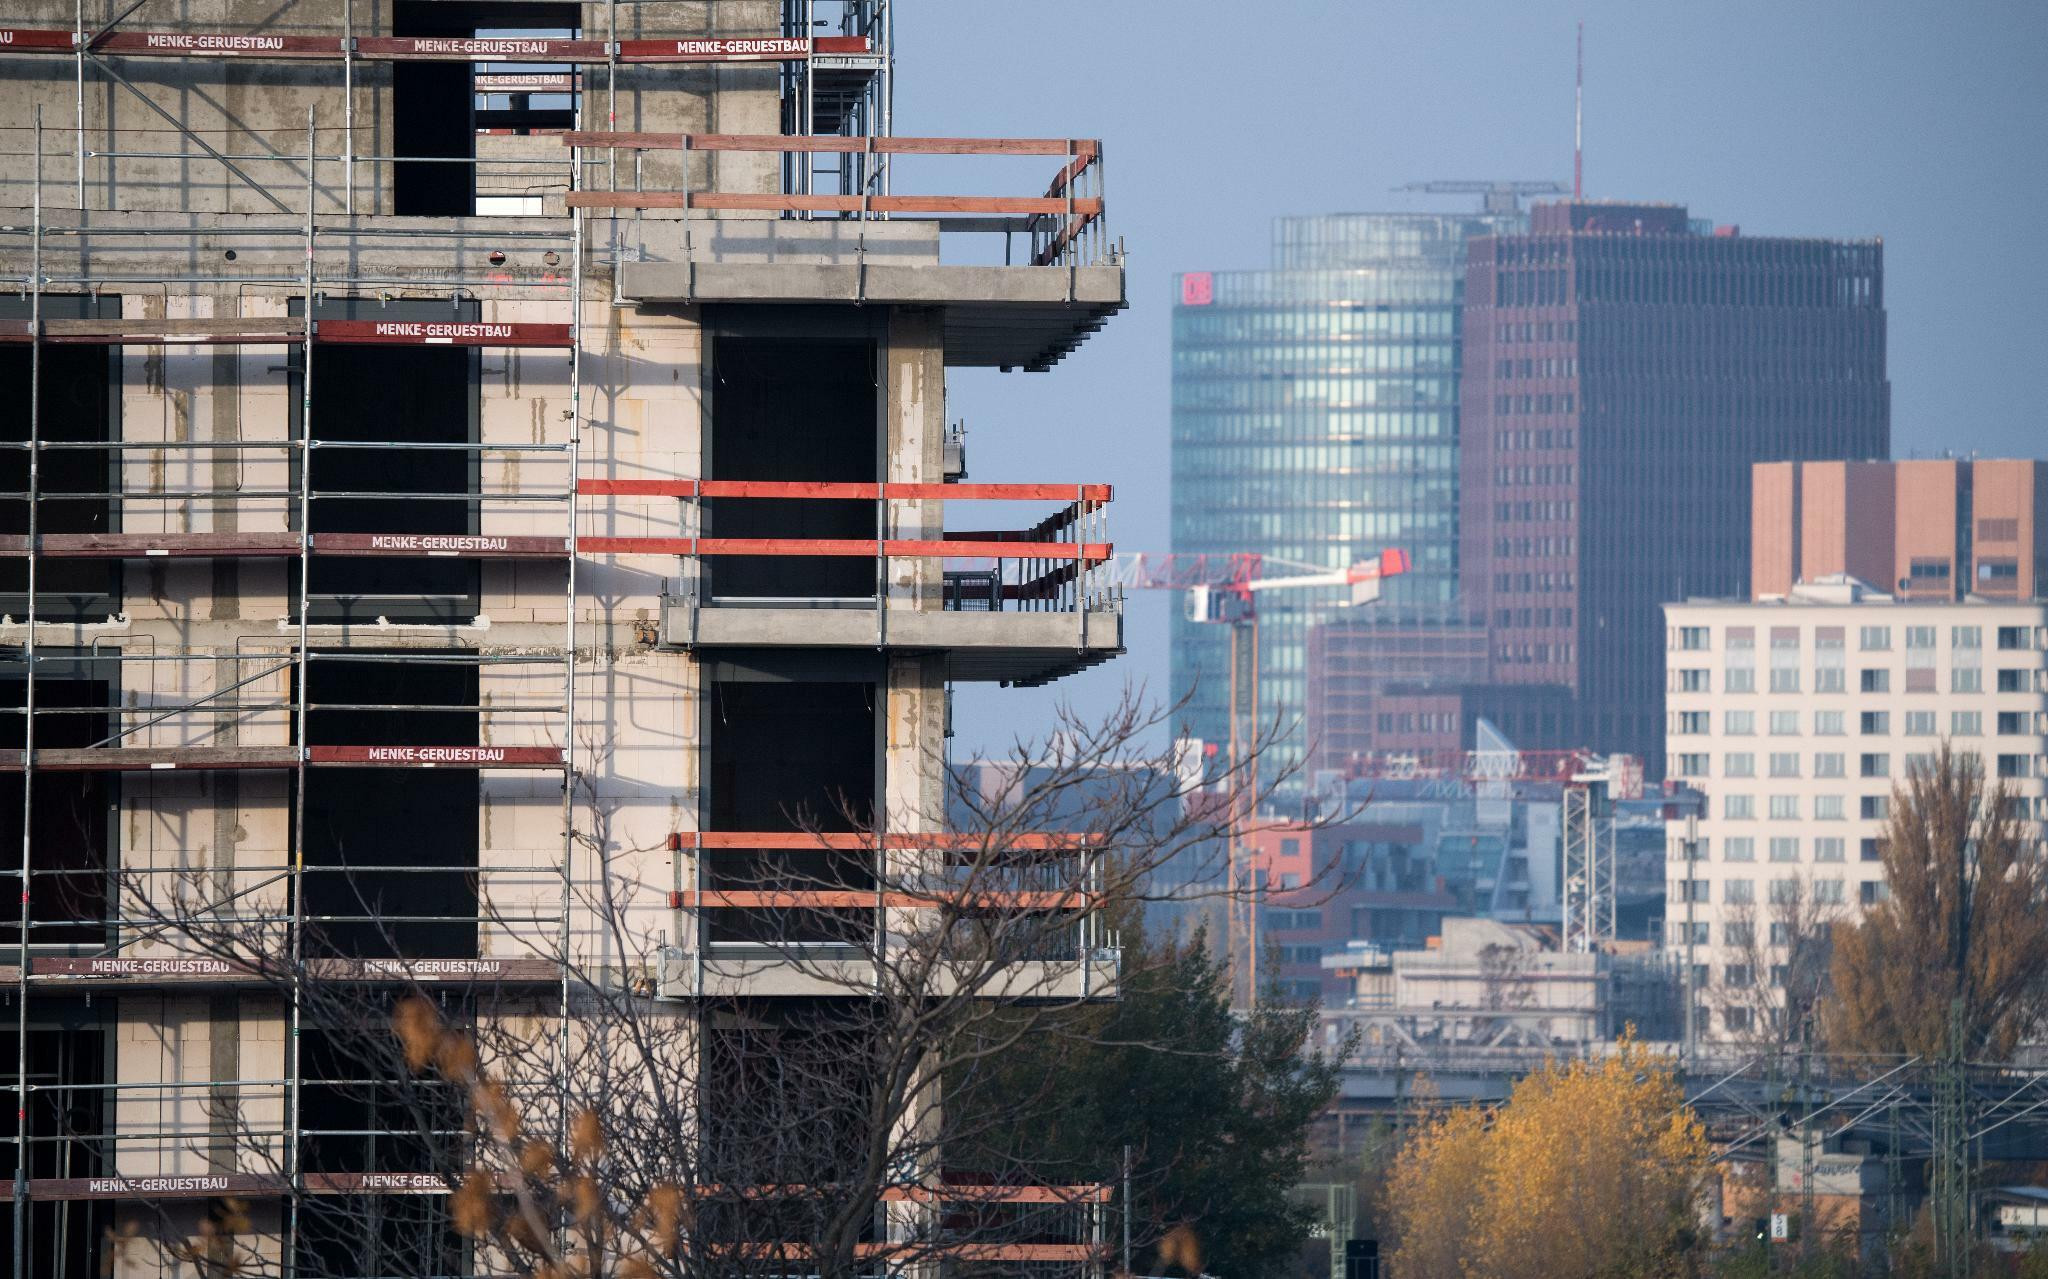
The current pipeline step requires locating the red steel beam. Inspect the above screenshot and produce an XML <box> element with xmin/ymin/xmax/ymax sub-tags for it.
<box><xmin>566</xmin><ymin>191</ymin><xmax>1102</xmax><ymax>216</ymax></box>
<box><xmin>579</xmin><ymin>537</ymin><xmax>1110</xmax><ymax>561</ymax></box>
<box><xmin>579</xmin><ymin>479</ymin><xmax>1110</xmax><ymax>503</ymax></box>
<box><xmin>561</xmin><ymin>132</ymin><xmax>1096</xmax><ymax>158</ymax></box>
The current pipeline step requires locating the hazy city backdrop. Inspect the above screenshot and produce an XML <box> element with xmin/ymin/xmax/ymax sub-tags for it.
<box><xmin>910</xmin><ymin>0</ymin><xmax>2048</xmax><ymax>755</ymax></box>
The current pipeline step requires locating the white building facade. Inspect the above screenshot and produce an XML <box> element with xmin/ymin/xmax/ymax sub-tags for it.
<box><xmin>1663</xmin><ymin>578</ymin><xmax>2048</xmax><ymax>1039</ymax></box>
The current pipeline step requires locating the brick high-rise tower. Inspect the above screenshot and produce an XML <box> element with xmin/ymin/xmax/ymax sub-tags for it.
<box><xmin>1457</xmin><ymin>202</ymin><xmax>1889</xmax><ymax>775</ymax></box>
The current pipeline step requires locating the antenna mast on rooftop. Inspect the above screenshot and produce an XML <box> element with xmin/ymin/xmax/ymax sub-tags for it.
<box><xmin>1574</xmin><ymin>21</ymin><xmax>1585</xmax><ymax>200</ymax></box>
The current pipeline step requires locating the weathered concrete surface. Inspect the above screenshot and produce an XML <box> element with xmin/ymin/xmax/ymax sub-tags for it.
<box><xmin>660</xmin><ymin>598</ymin><xmax>1124</xmax><ymax>685</ymax></box>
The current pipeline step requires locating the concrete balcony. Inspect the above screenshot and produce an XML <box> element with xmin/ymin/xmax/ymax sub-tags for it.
<box><xmin>657</xmin><ymin>943</ymin><xmax>1121</xmax><ymax>1002</ymax></box>
<box><xmin>661</xmin><ymin>594</ymin><xmax>1122</xmax><ymax>686</ymax></box>
<box><xmin>567</xmin><ymin>133</ymin><xmax>1126</xmax><ymax>370</ymax></box>
<box><xmin>582</xmin><ymin>479</ymin><xmax>1125</xmax><ymax>686</ymax></box>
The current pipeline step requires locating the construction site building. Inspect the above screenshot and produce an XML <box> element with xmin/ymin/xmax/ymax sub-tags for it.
<box><xmin>0</xmin><ymin>1</ymin><xmax>1125</xmax><ymax>1273</ymax></box>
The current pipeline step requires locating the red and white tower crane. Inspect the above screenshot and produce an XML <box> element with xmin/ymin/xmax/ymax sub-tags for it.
<box><xmin>1105</xmin><ymin>547</ymin><xmax>1411</xmax><ymax>1004</ymax></box>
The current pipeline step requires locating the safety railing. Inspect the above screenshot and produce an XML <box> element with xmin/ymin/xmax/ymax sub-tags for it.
<box><xmin>581</xmin><ymin>479</ymin><xmax>1116</xmax><ymax>614</ymax></box>
<box><xmin>562</xmin><ymin>132</ymin><xmax>1111</xmax><ymax>268</ymax></box>
<box><xmin>662</xmin><ymin>830</ymin><xmax>1117</xmax><ymax>986</ymax></box>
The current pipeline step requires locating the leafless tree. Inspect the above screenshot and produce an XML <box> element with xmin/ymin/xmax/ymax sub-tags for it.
<box><xmin>97</xmin><ymin>692</ymin><xmax>1332</xmax><ymax>1279</ymax></box>
<box><xmin>1706</xmin><ymin>875</ymin><xmax>1842</xmax><ymax>1052</ymax></box>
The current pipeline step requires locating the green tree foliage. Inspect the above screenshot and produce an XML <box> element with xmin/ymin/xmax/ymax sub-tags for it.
<box><xmin>1827</xmin><ymin>744</ymin><xmax>2048</xmax><ymax>1059</ymax></box>
<box><xmin>982</xmin><ymin>928</ymin><xmax>1342</xmax><ymax>1279</ymax></box>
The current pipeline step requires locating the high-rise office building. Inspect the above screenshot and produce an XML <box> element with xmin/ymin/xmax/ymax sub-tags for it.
<box><xmin>1664</xmin><ymin>582</ymin><xmax>2048</xmax><ymax>1041</ymax></box>
<box><xmin>1452</xmin><ymin>202</ymin><xmax>1891</xmax><ymax>776</ymax></box>
<box><xmin>1666</xmin><ymin>462</ymin><xmax>2048</xmax><ymax>1040</ymax></box>
<box><xmin>1171</xmin><ymin>210</ymin><xmax>1519</xmax><ymax>786</ymax></box>
<box><xmin>1753</xmin><ymin>458</ymin><xmax>2048</xmax><ymax>601</ymax></box>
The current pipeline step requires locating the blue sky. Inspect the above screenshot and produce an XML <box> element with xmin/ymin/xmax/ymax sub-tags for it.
<box><xmin>896</xmin><ymin>1</ymin><xmax>2048</xmax><ymax>757</ymax></box>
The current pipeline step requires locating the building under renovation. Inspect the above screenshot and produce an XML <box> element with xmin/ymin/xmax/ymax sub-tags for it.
<box><xmin>0</xmin><ymin>2</ymin><xmax>1127</xmax><ymax>1274</ymax></box>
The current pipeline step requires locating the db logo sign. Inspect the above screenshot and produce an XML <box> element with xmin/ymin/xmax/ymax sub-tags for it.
<box><xmin>1180</xmin><ymin>272</ymin><xmax>1214</xmax><ymax>306</ymax></box>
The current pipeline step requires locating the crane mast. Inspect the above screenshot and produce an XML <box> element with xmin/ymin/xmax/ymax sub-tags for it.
<box><xmin>1109</xmin><ymin>548</ymin><xmax>1410</xmax><ymax>1007</ymax></box>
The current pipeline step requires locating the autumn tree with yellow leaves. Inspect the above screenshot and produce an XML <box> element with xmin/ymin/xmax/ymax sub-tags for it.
<box><xmin>1387</xmin><ymin>1036</ymin><xmax>1709</xmax><ymax>1279</ymax></box>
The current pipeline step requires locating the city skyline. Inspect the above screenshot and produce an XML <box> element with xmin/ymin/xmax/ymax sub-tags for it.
<box><xmin>924</xmin><ymin>0</ymin><xmax>2048</xmax><ymax>757</ymax></box>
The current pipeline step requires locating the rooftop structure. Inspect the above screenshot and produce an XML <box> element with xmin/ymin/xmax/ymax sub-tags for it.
<box><xmin>1752</xmin><ymin>458</ymin><xmax>2048</xmax><ymax>602</ymax></box>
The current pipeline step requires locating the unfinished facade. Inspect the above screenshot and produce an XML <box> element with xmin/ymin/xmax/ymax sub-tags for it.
<box><xmin>0</xmin><ymin>2</ymin><xmax>1126</xmax><ymax>1274</ymax></box>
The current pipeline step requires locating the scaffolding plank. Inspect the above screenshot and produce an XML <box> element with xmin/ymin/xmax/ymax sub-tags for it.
<box><xmin>666</xmin><ymin>832</ymin><xmax>1094</xmax><ymax>851</ymax></box>
<box><xmin>315</xmin><ymin>319</ymin><xmax>572</xmax><ymax>347</ymax></box>
<box><xmin>305</xmin><ymin>1172</ymin><xmax>448</xmax><ymax>1195</ymax></box>
<box><xmin>671</xmin><ymin>890</ymin><xmax>1088</xmax><ymax>910</ymax></box>
<box><xmin>560</xmin><ymin>132</ymin><xmax>1095</xmax><ymax>157</ymax></box>
<box><xmin>302</xmin><ymin>957</ymin><xmax>561</xmax><ymax>981</ymax></box>
<box><xmin>614</xmin><ymin>34</ymin><xmax>868</xmax><ymax>62</ymax></box>
<box><xmin>475</xmin><ymin>72</ymin><xmax>576</xmax><ymax>92</ymax></box>
<box><xmin>306</xmin><ymin>745</ymin><xmax>564</xmax><ymax>768</ymax></box>
<box><xmin>309</xmin><ymin>533</ymin><xmax>570</xmax><ymax>557</ymax></box>
<box><xmin>28</xmin><ymin>1173</ymin><xmax>285</xmax><ymax>1201</ymax></box>
<box><xmin>0</xmin><ymin>317</ymin><xmax>305</xmax><ymax>345</ymax></box>
<box><xmin>354</xmin><ymin>34</ymin><xmax>605</xmax><ymax>60</ymax></box>
<box><xmin>0</xmin><ymin>533</ymin><xmax>573</xmax><ymax>559</ymax></box>
<box><xmin>23</xmin><ymin>746</ymin><xmax>299</xmax><ymax>772</ymax></box>
<box><xmin>39</xmin><ymin>532</ymin><xmax>300</xmax><ymax>558</ymax></box>
<box><xmin>32</xmin><ymin>956</ymin><xmax>254</xmax><ymax>980</ymax></box>
<box><xmin>25</xmin><ymin>956</ymin><xmax>560</xmax><ymax>984</ymax></box>
<box><xmin>580</xmin><ymin>479</ymin><xmax>1111</xmax><ymax>502</ymax></box>
<box><xmin>0</xmin><ymin>29</ymin><xmax>871</xmax><ymax>64</ymax></box>
<box><xmin>26</xmin><ymin>1173</ymin><xmax>1100</xmax><ymax>1205</ymax></box>
<box><xmin>91</xmin><ymin>31</ymin><xmax>341</xmax><ymax>56</ymax></box>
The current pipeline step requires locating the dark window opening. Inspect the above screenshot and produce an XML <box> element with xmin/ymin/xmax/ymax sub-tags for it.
<box><xmin>706</xmin><ymin>677</ymin><xmax>875</xmax><ymax>945</ymax></box>
<box><xmin>293</xmin><ymin>297</ymin><xmax>480</xmax><ymax>623</ymax></box>
<box><xmin>394</xmin><ymin>2</ymin><xmax>580</xmax><ymax>216</ymax></box>
<box><xmin>697</xmin><ymin>999</ymin><xmax>881</xmax><ymax>1242</ymax></box>
<box><xmin>0</xmin><ymin>1002</ymin><xmax>110</xmax><ymax>1279</ymax></box>
<box><xmin>0</xmin><ymin>654</ymin><xmax>114</xmax><ymax>944</ymax></box>
<box><xmin>296</xmin><ymin>1195</ymin><xmax>465</xmax><ymax>1279</ymax></box>
<box><xmin>706</xmin><ymin>328</ymin><xmax>879</xmax><ymax>600</ymax></box>
<box><xmin>297</xmin><ymin>998</ymin><xmax>466</xmax><ymax>1277</ymax></box>
<box><xmin>303</xmin><ymin>654</ymin><xmax>478</xmax><ymax>959</ymax></box>
<box><xmin>0</xmin><ymin>296</ymin><xmax>119</xmax><ymax>620</ymax></box>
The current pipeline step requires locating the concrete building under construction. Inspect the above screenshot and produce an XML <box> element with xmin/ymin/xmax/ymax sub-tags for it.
<box><xmin>0</xmin><ymin>3</ymin><xmax>1127</xmax><ymax>1274</ymax></box>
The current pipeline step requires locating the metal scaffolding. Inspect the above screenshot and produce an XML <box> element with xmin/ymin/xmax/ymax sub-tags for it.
<box><xmin>0</xmin><ymin>5</ymin><xmax>1132</xmax><ymax>1272</ymax></box>
<box><xmin>2</xmin><ymin>83</ymin><xmax>585</xmax><ymax>1272</ymax></box>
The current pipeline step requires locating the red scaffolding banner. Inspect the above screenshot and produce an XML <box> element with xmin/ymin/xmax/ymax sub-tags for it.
<box><xmin>314</xmin><ymin>319</ymin><xmax>572</xmax><ymax>347</ymax></box>
<box><xmin>616</xmin><ymin>34</ymin><xmax>868</xmax><ymax>62</ymax></box>
<box><xmin>1</xmin><ymin>28</ymin><xmax>869</xmax><ymax>63</ymax></box>
<box><xmin>354</xmin><ymin>34</ymin><xmax>605</xmax><ymax>60</ymax></box>
<box><xmin>308</xmin><ymin>533</ymin><xmax>571</xmax><ymax>557</ymax></box>
<box><xmin>0</xmin><ymin>28</ymin><xmax>82</xmax><ymax>51</ymax></box>
<box><xmin>307</xmin><ymin>745</ymin><xmax>565</xmax><ymax>767</ymax></box>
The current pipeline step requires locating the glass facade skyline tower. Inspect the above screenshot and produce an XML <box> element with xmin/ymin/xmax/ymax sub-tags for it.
<box><xmin>1170</xmin><ymin>210</ymin><xmax>1520</xmax><ymax>792</ymax></box>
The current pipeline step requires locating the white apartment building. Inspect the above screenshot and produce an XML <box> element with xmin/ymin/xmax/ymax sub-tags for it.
<box><xmin>1663</xmin><ymin>577</ymin><xmax>2048</xmax><ymax>1039</ymax></box>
